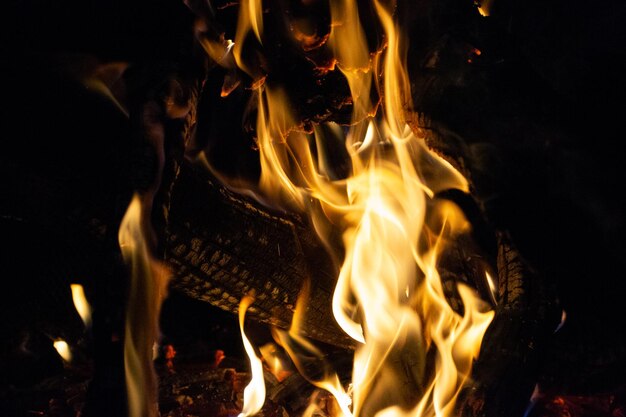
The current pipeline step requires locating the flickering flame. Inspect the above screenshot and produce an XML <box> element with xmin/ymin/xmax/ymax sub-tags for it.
<box><xmin>238</xmin><ymin>294</ymin><xmax>267</xmax><ymax>417</ymax></box>
<box><xmin>328</xmin><ymin>0</ymin><xmax>375</xmax><ymax>126</ymax></box>
<box><xmin>233</xmin><ymin>0</ymin><xmax>264</xmax><ymax>76</ymax></box>
<box><xmin>118</xmin><ymin>193</ymin><xmax>171</xmax><ymax>417</ymax></box>
<box><xmin>70</xmin><ymin>284</ymin><xmax>92</xmax><ymax>328</ymax></box>
<box><xmin>53</xmin><ymin>339</ymin><xmax>72</xmax><ymax>362</ymax></box>
<box><xmin>485</xmin><ymin>271</ymin><xmax>498</xmax><ymax>305</ymax></box>
<box><xmin>273</xmin><ymin>280</ymin><xmax>353</xmax><ymax>417</ymax></box>
<box><xmin>259</xmin><ymin>343</ymin><xmax>291</xmax><ymax>382</ymax></box>
<box><xmin>229</xmin><ymin>0</ymin><xmax>494</xmax><ymax>415</ymax></box>
<box><xmin>477</xmin><ymin>0</ymin><xmax>494</xmax><ymax>17</ymax></box>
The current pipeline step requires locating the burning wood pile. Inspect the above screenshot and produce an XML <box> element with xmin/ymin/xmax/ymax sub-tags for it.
<box><xmin>1</xmin><ymin>0</ymin><xmax>625</xmax><ymax>416</ymax></box>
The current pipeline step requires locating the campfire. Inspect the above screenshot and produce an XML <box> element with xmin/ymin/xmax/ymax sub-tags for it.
<box><xmin>2</xmin><ymin>0</ymin><xmax>625</xmax><ymax>417</ymax></box>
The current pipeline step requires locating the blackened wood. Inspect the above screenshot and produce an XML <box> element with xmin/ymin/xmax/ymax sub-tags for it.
<box><xmin>459</xmin><ymin>234</ymin><xmax>559</xmax><ymax>417</ymax></box>
<box><xmin>165</xmin><ymin>162</ymin><xmax>353</xmax><ymax>349</ymax></box>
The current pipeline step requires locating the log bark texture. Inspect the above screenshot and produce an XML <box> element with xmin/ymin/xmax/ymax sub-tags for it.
<box><xmin>164</xmin><ymin>162</ymin><xmax>352</xmax><ymax>348</ymax></box>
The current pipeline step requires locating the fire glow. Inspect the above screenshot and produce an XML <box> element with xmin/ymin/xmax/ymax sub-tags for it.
<box><xmin>231</xmin><ymin>0</ymin><xmax>495</xmax><ymax>416</ymax></box>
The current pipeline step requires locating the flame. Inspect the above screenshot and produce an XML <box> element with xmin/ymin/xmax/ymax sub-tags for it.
<box><xmin>259</xmin><ymin>343</ymin><xmax>291</xmax><ymax>382</ymax></box>
<box><xmin>238</xmin><ymin>294</ymin><xmax>267</xmax><ymax>417</ymax></box>
<box><xmin>477</xmin><ymin>0</ymin><xmax>494</xmax><ymax>17</ymax></box>
<box><xmin>70</xmin><ymin>284</ymin><xmax>92</xmax><ymax>328</ymax></box>
<box><xmin>118</xmin><ymin>193</ymin><xmax>171</xmax><ymax>417</ymax></box>
<box><xmin>328</xmin><ymin>0</ymin><xmax>375</xmax><ymax>127</ymax></box>
<box><xmin>53</xmin><ymin>339</ymin><xmax>72</xmax><ymax>362</ymax></box>
<box><xmin>233</xmin><ymin>0</ymin><xmax>264</xmax><ymax>76</ymax></box>
<box><xmin>229</xmin><ymin>0</ymin><xmax>494</xmax><ymax>415</ymax></box>
<box><xmin>273</xmin><ymin>280</ymin><xmax>353</xmax><ymax>417</ymax></box>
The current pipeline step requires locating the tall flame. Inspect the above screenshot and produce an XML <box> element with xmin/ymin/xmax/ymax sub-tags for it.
<box><xmin>230</xmin><ymin>0</ymin><xmax>494</xmax><ymax>415</ymax></box>
<box><xmin>118</xmin><ymin>193</ymin><xmax>171</xmax><ymax>417</ymax></box>
<box><xmin>238</xmin><ymin>294</ymin><xmax>267</xmax><ymax>417</ymax></box>
<box><xmin>233</xmin><ymin>0</ymin><xmax>264</xmax><ymax>77</ymax></box>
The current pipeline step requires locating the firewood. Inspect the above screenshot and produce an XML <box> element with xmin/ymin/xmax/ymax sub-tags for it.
<box><xmin>165</xmin><ymin>162</ymin><xmax>353</xmax><ymax>349</ymax></box>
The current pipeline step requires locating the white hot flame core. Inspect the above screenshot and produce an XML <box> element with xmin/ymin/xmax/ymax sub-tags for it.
<box><xmin>227</xmin><ymin>0</ymin><xmax>495</xmax><ymax>416</ymax></box>
<box><xmin>238</xmin><ymin>295</ymin><xmax>267</xmax><ymax>417</ymax></box>
<box><xmin>53</xmin><ymin>339</ymin><xmax>72</xmax><ymax>362</ymax></box>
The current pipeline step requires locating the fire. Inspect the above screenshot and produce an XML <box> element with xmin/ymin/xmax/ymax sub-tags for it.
<box><xmin>484</xmin><ymin>271</ymin><xmax>498</xmax><ymax>305</ymax></box>
<box><xmin>273</xmin><ymin>280</ymin><xmax>353</xmax><ymax>417</ymax></box>
<box><xmin>476</xmin><ymin>0</ymin><xmax>494</xmax><ymax>17</ymax></box>
<box><xmin>70</xmin><ymin>284</ymin><xmax>92</xmax><ymax>328</ymax></box>
<box><xmin>53</xmin><ymin>339</ymin><xmax>72</xmax><ymax>362</ymax></box>
<box><xmin>259</xmin><ymin>343</ymin><xmax>291</xmax><ymax>382</ymax></box>
<box><xmin>227</xmin><ymin>0</ymin><xmax>495</xmax><ymax>415</ymax></box>
<box><xmin>118</xmin><ymin>193</ymin><xmax>171</xmax><ymax>417</ymax></box>
<box><xmin>238</xmin><ymin>294</ymin><xmax>267</xmax><ymax>417</ymax></box>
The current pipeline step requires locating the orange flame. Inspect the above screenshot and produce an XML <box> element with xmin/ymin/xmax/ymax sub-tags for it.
<box><xmin>477</xmin><ymin>0</ymin><xmax>494</xmax><ymax>17</ymax></box>
<box><xmin>118</xmin><ymin>193</ymin><xmax>171</xmax><ymax>417</ymax></box>
<box><xmin>273</xmin><ymin>280</ymin><xmax>353</xmax><ymax>417</ymax></box>
<box><xmin>259</xmin><ymin>343</ymin><xmax>292</xmax><ymax>382</ymax></box>
<box><xmin>233</xmin><ymin>0</ymin><xmax>264</xmax><ymax>77</ymax></box>
<box><xmin>229</xmin><ymin>0</ymin><xmax>494</xmax><ymax>415</ymax></box>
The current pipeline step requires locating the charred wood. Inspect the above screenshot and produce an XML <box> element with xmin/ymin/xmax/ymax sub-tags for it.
<box><xmin>165</xmin><ymin>162</ymin><xmax>352</xmax><ymax>348</ymax></box>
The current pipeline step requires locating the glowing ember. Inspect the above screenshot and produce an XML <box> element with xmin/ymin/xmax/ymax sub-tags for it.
<box><xmin>238</xmin><ymin>294</ymin><xmax>267</xmax><ymax>417</ymax></box>
<box><xmin>164</xmin><ymin>344</ymin><xmax>176</xmax><ymax>374</ymax></box>
<box><xmin>228</xmin><ymin>0</ymin><xmax>495</xmax><ymax>415</ymax></box>
<box><xmin>70</xmin><ymin>284</ymin><xmax>92</xmax><ymax>328</ymax></box>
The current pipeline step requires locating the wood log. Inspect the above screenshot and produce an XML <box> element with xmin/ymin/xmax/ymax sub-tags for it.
<box><xmin>164</xmin><ymin>161</ymin><xmax>353</xmax><ymax>348</ymax></box>
<box><xmin>3</xmin><ymin>1</ymin><xmax>626</xmax><ymax>414</ymax></box>
<box><xmin>0</xmin><ymin>138</ymin><xmax>351</xmax><ymax>351</ymax></box>
<box><xmin>403</xmin><ymin>1</ymin><xmax>626</xmax><ymax>411</ymax></box>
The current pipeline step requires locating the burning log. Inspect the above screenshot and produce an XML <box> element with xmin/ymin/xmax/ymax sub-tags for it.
<box><xmin>3</xmin><ymin>0</ymin><xmax>626</xmax><ymax>415</ymax></box>
<box><xmin>400</xmin><ymin>0</ymin><xmax>626</xmax><ymax>411</ymax></box>
<box><xmin>164</xmin><ymin>161</ymin><xmax>353</xmax><ymax>348</ymax></box>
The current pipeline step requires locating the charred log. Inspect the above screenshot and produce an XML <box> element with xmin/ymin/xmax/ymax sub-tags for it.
<box><xmin>165</xmin><ymin>161</ymin><xmax>352</xmax><ymax>348</ymax></box>
<box><xmin>2</xmin><ymin>0</ymin><xmax>626</xmax><ymax>415</ymax></box>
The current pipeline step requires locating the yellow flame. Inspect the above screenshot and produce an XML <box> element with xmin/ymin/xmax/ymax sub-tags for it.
<box><xmin>273</xmin><ymin>280</ymin><xmax>353</xmax><ymax>417</ymax></box>
<box><xmin>238</xmin><ymin>294</ymin><xmax>267</xmax><ymax>417</ymax></box>
<box><xmin>198</xmin><ymin>37</ymin><xmax>236</xmax><ymax>68</ymax></box>
<box><xmin>53</xmin><ymin>339</ymin><xmax>72</xmax><ymax>362</ymax></box>
<box><xmin>70</xmin><ymin>284</ymin><xmax>92</xmax><ymax>328</ymax></box>
<box><xmin>477</xmin><ymin>0</ymin><xmax>494</xmax><ymax>17</ymax></box>
<box><xmin>118</xmin><ymin>193</ymin><xmax>171</xmax><ymax>417</ymax></box>
<box><xmin>233</xmin><ymin>0</ymin><xmax>264</xmax><ymax>76</ymax></box>
<box><xmin>328</xmin><ymin>0</ymin><xmax>374</xmax><ymax>128</ymax></box>
<box><xmin>232</xmin><ymin>0</ymin><xmax>494</xmax><ymax>415</ymax></box>
<box><xmin>259</xmin><ymin>343</ymin><xmax>291</xmax><ymax>382</ymax></box>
